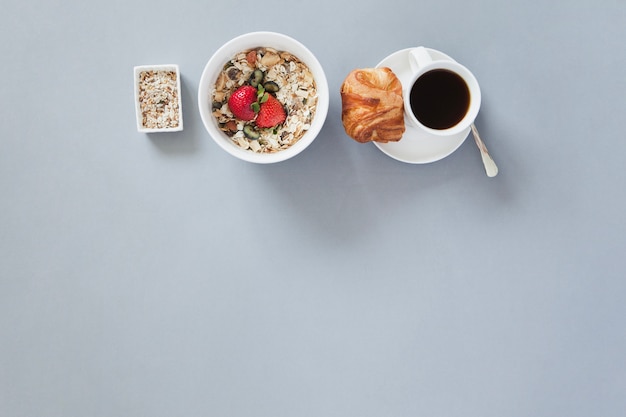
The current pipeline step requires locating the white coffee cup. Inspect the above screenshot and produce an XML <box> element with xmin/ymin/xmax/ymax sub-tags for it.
<box><xmin>404</xmin><ymin>47</ymin><xmax>481</xmax><ymax>137</ymax></box>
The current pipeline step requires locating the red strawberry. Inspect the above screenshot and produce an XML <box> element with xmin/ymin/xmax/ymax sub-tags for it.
<box><xmin>228</xmin><ymin>86</ymin><xmax>257</xmax><ymax>121</ymax></box>
<box><xmin>256</xmin><ymin>95</ymin><xmax>286</xmax><ymax>128</ymax></box>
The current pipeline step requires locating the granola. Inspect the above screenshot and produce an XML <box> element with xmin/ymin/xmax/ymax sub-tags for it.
<box><xmin>211</xmin><ymin>47</ymin><xmax>318</xmax><ymax>153</ymax></box>
<box><xmin>138</xmin><ymin>70</ymin><xmax>180</xmax><ymax>129</ymax></box>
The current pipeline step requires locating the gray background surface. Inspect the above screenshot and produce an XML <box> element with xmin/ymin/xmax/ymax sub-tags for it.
<box><xmin>2</xmin><ymin>0</ymin><xmax>625</xmax><ymax>416</ymax></box>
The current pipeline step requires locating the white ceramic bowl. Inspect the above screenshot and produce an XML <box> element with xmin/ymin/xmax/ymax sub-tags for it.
<box><xmin>198</xmin><ymin>32</ymin><xmax>329</xmax><ymax>163</ymax></box>
<box><xmin>134</xmin><ymin>64</ymin><xmax>183</xmax><ymax>133</ymax></box>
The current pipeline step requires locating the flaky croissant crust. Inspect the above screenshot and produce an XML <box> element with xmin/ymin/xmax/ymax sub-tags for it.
<box><xmin>340</xmin><ymin>67</ymin><xmax>405</xmax><ymax>143</ymax></box>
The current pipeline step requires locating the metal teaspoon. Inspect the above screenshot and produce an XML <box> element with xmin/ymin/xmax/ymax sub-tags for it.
<box><xmin>470</xmin><ymin>123</ymin><xmax>498</xmax><ymax>177</ymax></box>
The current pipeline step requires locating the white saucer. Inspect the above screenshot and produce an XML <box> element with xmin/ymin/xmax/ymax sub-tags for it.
<box><xmin>374</xmin><ymin>48</ymin><xmax>471</xmax><ymax>164</ymax></box>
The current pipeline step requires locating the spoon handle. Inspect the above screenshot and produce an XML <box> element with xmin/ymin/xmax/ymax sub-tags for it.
<box><xmin>471</xmin><ymin>124</ymin><xmax>498</xmax><ymax>177</ymax></box>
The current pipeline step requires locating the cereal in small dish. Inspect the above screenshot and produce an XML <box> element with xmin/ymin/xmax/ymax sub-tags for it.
<box><xmin>134</xmin><ymin>64</ymin><xmax>183</xmax><ymax>133</ymax></box>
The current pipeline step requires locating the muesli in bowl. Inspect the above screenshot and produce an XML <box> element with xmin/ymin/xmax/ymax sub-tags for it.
<box><xmin>211</xmin><ymin>47</ymin><xmax>317</xmax><ymax>154</ymax></box>
<box><xmin>198</xmin><ymin>32</ymin><xmax>329</xmax><ymax>164</ymax></box>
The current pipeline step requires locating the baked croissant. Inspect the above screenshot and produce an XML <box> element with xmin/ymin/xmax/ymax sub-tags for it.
<box><xmin>340</xmin><ymin>67</ymin><xmax>405</xmax><ymax>143</ymax></box>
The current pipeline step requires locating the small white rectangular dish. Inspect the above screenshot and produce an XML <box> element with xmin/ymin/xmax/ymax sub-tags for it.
<box><xmin>134</xmin><ymin>64</ymin><xmax>183</xmax><ymax>133</ymax></box>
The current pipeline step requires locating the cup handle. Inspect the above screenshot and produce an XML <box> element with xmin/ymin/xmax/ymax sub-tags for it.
<box><xmin>408</xmin><ymin>46</ymin><xmax>432</xmax><ymax>73</ymax></box>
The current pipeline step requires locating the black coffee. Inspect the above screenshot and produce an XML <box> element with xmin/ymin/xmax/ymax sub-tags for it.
<box><xmin>409</xmin><ymin>69</ymin><xmax>470</xmax><ymax>130</ymax></box>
